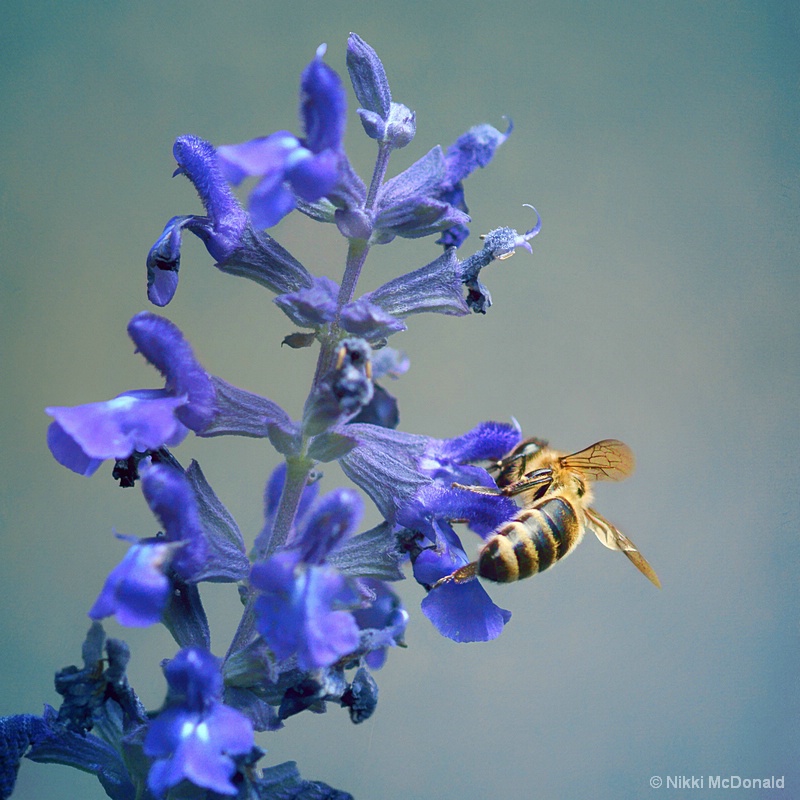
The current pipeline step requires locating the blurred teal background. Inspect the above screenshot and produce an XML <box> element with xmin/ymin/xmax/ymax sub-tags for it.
<box><xmin>1</xmin><ymin>2</ymin><xmax>798</xmax><ymax>798</ymax></box>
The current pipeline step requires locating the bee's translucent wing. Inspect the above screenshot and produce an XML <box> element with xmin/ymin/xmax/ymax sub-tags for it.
<box><xmin>585</xmin><ymin>506</ymin><xmax>661</xmax><ymax>588</ymax></box>
<box><xmin>561</xmin><ymin>439</ymin><xmax>635</xmax><ymax>482</ymax></box>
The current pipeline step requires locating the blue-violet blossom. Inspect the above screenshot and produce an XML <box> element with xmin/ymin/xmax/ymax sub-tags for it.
<box><xmin>217</xmin><ymin>45</ymin><xmax>350</xmax><ymax>230</ymax></box>
<box><xmin>45</xmin><ymin>312</ymin><xmax>215</xmax><ymax>476</ymax></box>
<box><xmin>144</xmin><ymin>647</ymin><xmax>255</xmax><ymax>797</ymax></box>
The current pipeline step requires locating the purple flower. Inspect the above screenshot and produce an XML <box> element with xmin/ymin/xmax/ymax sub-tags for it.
<box><xmin>46</xmin><ymin>313</ymin><xmax>215</xmax><ymax>476</ymax></box>
<box><xmin>144</xmin><ymin>648</ymin><xmax>254</xmax><ymax>797</ymax></box>
<box><xmin>370</xmin><ymin>122</ymin><xmax>512</xmax><ymax>247</ymax></box>
<box><xmin>340</xmin><ymin>420</ymin><xmax>520</xmax><ymax>526</ymax></box>
<box><xmin>88</xmin><ymin>537</ymin><xmax>176</xmax><ymax>627</ymax></box>
<box><xmin>89</xmin><ymin>458</ymin><xmax>249</xmax><ymax>630</ymax></box>
<box><xmin>339</xmin><ymin>421</ymin><xmax>521</xmax><ymax>642</ymax></box>
<box><xmin>251</xmin><ymin>485</ymin><xmax>365</xmax><ymax>670</ymax></box>
<box><xmin>147</xmin><ymin>135</ymin><xmax>247</xmax><ymax>306</ymax></box>
<box><xmin>436</xmin><ymin>121</ymin><xmax>513</xmax><ymax>249</ymax></box>
<box><xmin>416</xmin><ymin>546</ymin><xmax>512</xmax><ymax>642</ymax></box>
<box><xmin>372</xmin><ymin>146</ymin><xmax>471</xmax><ymax>244</ymax></box>
<box><xmin>252</xmin><ymin>552</ymin><xmax>362</xmax><ymax>671</ymax></box>
<box><xmin>217</xmin><ymin>46</ymin><xmax>348</xmax><ymax>229</ymax></box>
<box><xmin>351</xmin><ymin>579</ymin><xmax>409</xmax><ymax>669</ymax></box>
<box><xmin>148</xmin><ymin>135</ymin><xmax>314</xmax><ymax>306</ymax></box>
<box><xmin>398</xmin><ymin>500</ymin><xmax>514</xmax><ymax>643</ymax></box>
<box><xmin>138</xmin><ymin>460</ymin><xmax>209</xmax><ymax>579</ymax></box>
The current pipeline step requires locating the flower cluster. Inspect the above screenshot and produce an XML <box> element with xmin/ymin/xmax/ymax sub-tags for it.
<box><xmin>2</xmin><ymin>33</ymin><xmax>540</xmax><ymax>799</ymax></box>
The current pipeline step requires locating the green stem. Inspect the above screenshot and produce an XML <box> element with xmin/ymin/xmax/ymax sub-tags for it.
<box><xmin>310</xmin><ymin>141</ymin><xmax>392</xmax><ymax>385</ymax></box>
<box><xmin>226</xmin><ymin>455</ymin><xmax>313</xmax><ymax>660</ymax></box>
<box><xmin>228</xmin><ymin>142</ymin><xmax>396</xmax><ymax>663</ymax></box>
<box><xmin>265</xmin><ymin>455</ymin><xmax>314</xmax><ymax>556</ymax></box>
<box><xmin>366</xmin><ymin>141</ymin><xmax>392</xmax><ymax>210</ymax></box>
<box><xmin>311</xmin><ymin>237</ymin><xmax>370</xmax><ymax>388</ymax></box>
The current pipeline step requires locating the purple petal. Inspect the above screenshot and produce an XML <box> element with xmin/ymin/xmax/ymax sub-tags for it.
<box><xmin>127</xmin><ymin>312</ymin><xmax>215</xmax><ymax>432</ymax></box>
<box><xmin>144</xmin><ymin>706</ymin><xmax>188</xmax><ymax>757</ymax></box>
<box><xmin>46</xmin><ymin>390</ymin><xmax>189</xmax><ymax>475</ymax></box>
<box><xmin>292</xmin><ymin>487</ymin><xmax>363</xmax><ymax>564</ymax></box>
<box><xmin>251</xmin><ymin>552</ymin><xmax>305</xmax><ymax>662</ymax></box>
<box><xmin>89</xmin><ymin>540</ymin><xmax>173</xmax><ymax>627</ymax></box>
<box><xmin>203</xmin><ymin>703</ymin><xmax>255</xmax><ymax>756</ymax></box>
<box><xmin>286</xmin><ymin>149</ymin><xmax>340</xmax><ymax>201</ymax></box>
<box><xmin>146</xmin><ymin>215</ymin><xmax>193</xmax><ymax>307</ymax></box>
<box><xmin>415</xmin><ymin>548</ymin><xmax>511</xmax><ymax>642</ymax></box>
<box><xmin>435</xmin><ymin>221</ymin><xmax>470</xmax><ymax>249</ymax></box>
<box><xmin>172</xmin><ymin>136</ymin><xmax>248</xmax><ymax>248</ymax></box>
<box><xmin>249</xmin><ymin>174</ymin><xmax>298</xmax><ymax>229</ymax></box>
<box><xmin>148</xmin><ymin>137</ymin><xmax>249</xmax><ymax>307</ymax></box>
<box><xmin>299</xmin><ymin>47</ymin><xmax>347</xmax><ymax>153</ymax></box>
<box><xmin>252</xmin><ymin>555</ymin><xmax>361</xmax><ymax>670</ymax></box>
<box><xmin>444</xmin><ymin>122</ymin><xmax>512</xmax><ymax>185</ymax></box>
<box><xmin>141</xmin><ymin>462</ymin><xmax>207</xmax><ymax>579</ymax></box>
<box><xmin>145</xmin><ymin>703</ymin><xmax>251</xmax><ymax>797</ymax></box>
<box><xmin>216</xmin><ymin>133</ymin><xmax>299</xmax><ymax>183</ymax></box>
<box><xmin>302</xmin><ymin>567</ymin><xmax>360</xmax><ymax>668</ymax></box>
<box><xmin>421</xmin><ymin>578</ymin><xmax>511</xmax><ymax>643</ymax></box>
<box><xmin>46</xmin><ymin>420</ymin><xmax>104</xmax><ymax>476</ymax></box>
<box><xmin>436</xmin><ymin>420</ymin><xmax>521</xmax><ymax>463</ymax></box>
<box><xmin>403</xmin><ymin>479</ymin><xmax>517</xmax><ymax>539</ymax></box>
<box><xmin>163</xmin><ymin>648</ymin><xmax>224</xmax><ymax>709</ymax></box>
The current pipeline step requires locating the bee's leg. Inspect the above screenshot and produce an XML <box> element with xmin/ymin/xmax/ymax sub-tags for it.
<box><xmin>452</xmin><ymin>482</ymin><xmax>505</xmax><ymax>496</ymax></box>
<box><xmin>453</xmin><ymin>467</ymin><xmax>553</xmax><ymax>498</ymax></box>
<box><xmin>431</xmin><ymin>561</ymin><xmax>478</xmax><ymax>589</ymax></box>
<box><xmin>497</xmin><ymin>468</ymin><xmax>554</xmax><ymax>498</ymax></box>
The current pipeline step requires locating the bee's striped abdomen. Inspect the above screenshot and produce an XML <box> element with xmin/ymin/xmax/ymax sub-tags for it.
<box><xmin>477</xmin><ymin>496</ymin><xmax>583</xmax><ymax>583</ymax></box>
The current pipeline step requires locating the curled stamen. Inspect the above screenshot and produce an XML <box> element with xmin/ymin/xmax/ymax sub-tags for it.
<box><xmin>514</xmin><ymin>204</ymin><xmax>541</xmax><ymax>253</ymax></box>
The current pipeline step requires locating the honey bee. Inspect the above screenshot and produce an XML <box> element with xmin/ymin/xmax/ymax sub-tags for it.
<box><xmin>436</xmin><ymin>438</ymin><xmax>660</xmax><ymax>588</ymax></box>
